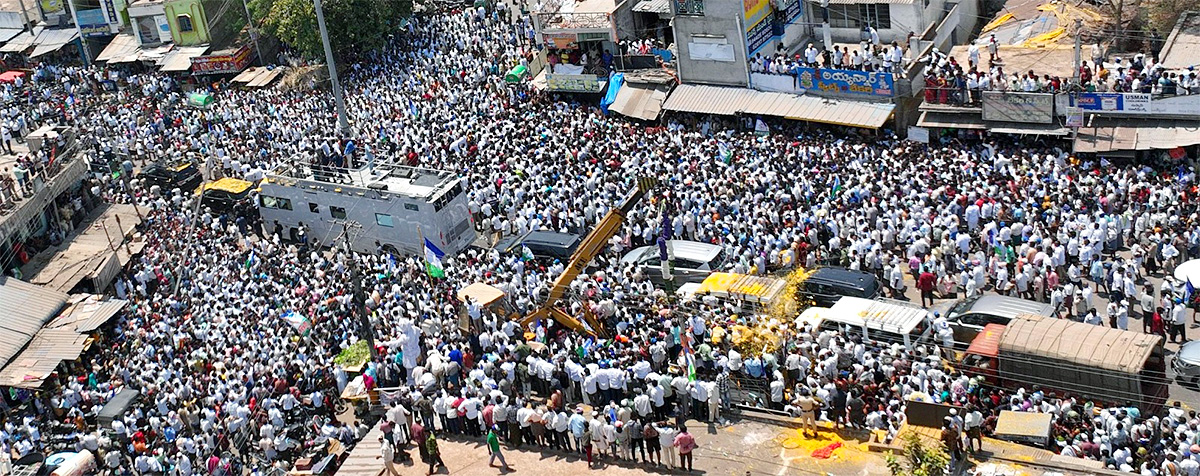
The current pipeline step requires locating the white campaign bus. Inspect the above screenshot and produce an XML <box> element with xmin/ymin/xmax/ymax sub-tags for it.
<box><xmin>257</xmin><ymin>162</ymin><xmax>475</xmax><ymax>256</ymax></box>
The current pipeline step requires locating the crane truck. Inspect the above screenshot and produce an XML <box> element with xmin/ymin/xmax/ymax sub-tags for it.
<box><xmin>518</xmin><ymin>177</ymin><xmax>658</xmax><ymax>337</ymax></box>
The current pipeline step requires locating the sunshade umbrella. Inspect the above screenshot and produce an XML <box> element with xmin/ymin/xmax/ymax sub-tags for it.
<box><xmin>1174</xmin><ymin>258</ymin><xmax>1200</xmax><ymax>288</ymax></box>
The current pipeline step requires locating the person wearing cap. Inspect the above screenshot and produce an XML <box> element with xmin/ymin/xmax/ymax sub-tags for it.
<box><xmin>486</xmin><ymin>425</ymin><xmax>510</xmax><ymax>471</ymax></box>
<box><xmin>797</xmin><ymin>388</ymin><xmax>818</xmax><ymax>438</ymax></box>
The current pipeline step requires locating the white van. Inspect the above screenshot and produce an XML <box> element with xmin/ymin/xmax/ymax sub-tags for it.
<box><xmin>799</xmin><ymin>297</ymin><xmax>933</xmax><ymax>349</ymax></box>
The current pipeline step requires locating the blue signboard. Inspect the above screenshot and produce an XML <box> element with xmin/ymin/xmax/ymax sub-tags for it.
<box><xmin>746</xmin><ymin>16</ymin><xmax>773</xmax><ymax>55</ymax></box>
<box><xmin>794</xmin><ymin>66</ymin><xmax>894</xmax><ymax>97</ymax></box>
<box><xmin>1071</xmin><ymin>92</ymin><xmax>1150</xmax><ymax>113</ymax></box>
<box><xmin>784</xmin><ymin>0</ymin><xmax>803</xmax><ymax>23</ymax></box>
<box><xmin>76</xmin><ymin>8</ymin><xmax>109</xmax><ymax>37</ymax></box>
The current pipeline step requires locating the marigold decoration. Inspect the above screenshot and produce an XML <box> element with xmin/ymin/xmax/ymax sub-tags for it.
<box><xmin>769</xmin><ymin>267</ymin><xmax>815</xmax><ymax>322</ymax></box>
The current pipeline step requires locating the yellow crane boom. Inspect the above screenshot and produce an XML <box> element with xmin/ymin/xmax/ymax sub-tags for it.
<box><xmin>520</xmin><ymin>177</ymin><xmax>658</xmax><ymax>336</ymax></box>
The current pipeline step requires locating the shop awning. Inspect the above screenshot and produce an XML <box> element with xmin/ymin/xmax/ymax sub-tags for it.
<box><xmin>29</xmin><ymin>28</ymin><xmax>79</xmax><ymax>58</ymax></box>
<box><xmin>662</xmin><ymin>84</ymin><xmax>758</xmax><ymax>116</ymax></box>
<box><xmin>1075</xmin><ymin>119</ymin><xmax>1200</xmax><ymax>153</ymax></box>
<box><xmin>0</xmin><ymin>28</ymin><xmax>24</xmax><ymax>44</ymax></box>
<box><xmin>632</xmin><ymin>0</ymin><xmax>671</xmax><ymax>13</ymax></box>
<box><xmin>0</xmin><ymin>327</ymin><xmax>89</xmax><ymax>388</ymax></box>
<box><xmin>95</xmin><ymin>32</ymin><xmax>139</xmax><ymax>63</ymax></box>
<box><xmin>610</xmin><ymin>82</ymin><xmax>669</xmax><ymax>121</ymax></box>
<box><xmin>663</xmin><ymin>84</ymin><xmax>895</xmax><ymax>128</ymax></box>
<box><xmin>917</xmin><ymin>111</ymin><xmax>986</xmax><ymax>130</ymax></box>
<box><xmin>48</xmin><ymin>295</ymin><xmax>128</xmax><ymax>334</ymax></box>
<box><xmin>22</xmin><ymin>204</ymin><xmax>142</xmax><ymax>293</ymax></box>
<box><xmin>0</xmin><ymin>26</ymin><xmax>41</xmax><ymax>53</ymax></box>
<box><xmin>158</xmin><ymin>45</ymin><xmax>209</xmax><ymax>72</ymax></box>
<box><xmin>0</xmin><ymin>277</ymin><xmax>69</xmax><ymax>371</ymax></box>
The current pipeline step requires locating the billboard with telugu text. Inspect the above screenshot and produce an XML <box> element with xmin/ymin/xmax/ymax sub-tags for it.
<box><xmin>76</xmin><ymin>9</ymin><xmax>109</xmax><ymax>38</ymax></box>
<box><xmin>982</xmin><ymin>91</ymin><xmax>1054</xmax><ymax>124</ymax></box>
<box><xmin>795</xmin><ymin>66</ymin><xmax>894</xmax><ymax>97</ymax></box>
<box><xmin>744</xmin><ymin>0</ymin><xmax>774</xmax><ymax>55</ymax></box>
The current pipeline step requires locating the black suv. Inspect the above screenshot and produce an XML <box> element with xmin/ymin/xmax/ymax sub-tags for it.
<box><xmin>138</xmin><ymin>162</ymin><xmax>202</xmax><ymax>192</ymax></box>
<box><xmin>494</xmin><ymin>230</ymin><xmax>582</xmax><ymax>262</ymax></box>
<box><xmin>799</xmin><ymin>267</ymin><xmax>882</xmax><ymax>307</ymax></box>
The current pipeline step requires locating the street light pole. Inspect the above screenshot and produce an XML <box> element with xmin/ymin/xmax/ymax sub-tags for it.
<box><xmin>312</xmin><ymin>0</ymin><xmax>350</xmax><ymax>135</ymax></box>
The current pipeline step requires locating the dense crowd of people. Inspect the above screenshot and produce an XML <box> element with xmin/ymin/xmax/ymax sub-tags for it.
<box><xmin>920</xmin><ymin>33</ymin><xmax>1200</xmax><ymax>106</ymax></box>
<box><xmin>0</xmin><ymin>2</ymin><xmax>1199</xmax><ymax>476</ymax></box>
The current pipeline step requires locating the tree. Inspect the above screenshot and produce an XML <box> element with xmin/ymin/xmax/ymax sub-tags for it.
<box><xmin>250</xmin><ymin>0</ymin><xmax>412</xmax><ymax>59</ymax></box>
<box><xmin>885</xmin><ymin>433</ymin><xmax>951</xmax><ymax>476</ymax></box>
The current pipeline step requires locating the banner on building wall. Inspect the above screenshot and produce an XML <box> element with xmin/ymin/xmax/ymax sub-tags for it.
<box><xmin>1071</xmin><ymin>92</ymin><xmax>1151</xmax><ymax>113</ymax></box>
<box><xmin>191</xmin><ymin>45</ymin><xmax>253</xmax><ymax>75</ymax></box>
<box><xmin>744</xmin><ymin>0</ymin><xmax>775</xmax><ymax>55</ymax></box>
<box><xmin>545</xmin><ymin>73</ymin><xmax>604</xmax><ymax>92</ymax></box>
<box><xmin>795</xmin><ymin>66</ymin><xmax>894</xmax><ymax>97</ymax></box>
<box><xmin>102</xmin><ymin>0</ymin><xmax>120</xmax><ymax>24</ymax></box>
<box><xmin>982</xmin><ymin>91</ymin><xmax>1054</xmax><ymax>124</ymax></box>
<box><xmin>544</xmin><ymin>33</ymin><xmax>578</xmax><ymax>49</ymax></box>
<box><xmin>76</xmin><ymin>9</ymin><xmax>110</xmax><ymax>37</ymax></box>
<box><xmin>783</xmin><ymin>0</ymin><xmax>802</xmax><ymax>22</ymax></box>
<box><xmin>39</xmin><ymin>0</ymin><xmax>65</xmax><ymax>17</ymax></box>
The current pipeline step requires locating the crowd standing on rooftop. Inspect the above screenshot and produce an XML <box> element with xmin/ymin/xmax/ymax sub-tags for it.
<box><xmin>0</xmin><ymin>2</ymin><xmax>1199</xmax><ymax>476</ymax></box>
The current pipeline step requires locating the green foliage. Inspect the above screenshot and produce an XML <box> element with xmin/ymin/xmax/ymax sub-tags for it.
<box><xmin>334</xmin><ymin>340</ymin><xmax>371</xmax><ymax>366</ymax></box>
<box><xmin>250</xmin><ymin>0</ymin><xmax>412</xmax><ymax>59</ymax></box>
<box><xmin>885</xmin><ymin>433</ymin><xmax>951</xmax><ymax>476</ymax></box>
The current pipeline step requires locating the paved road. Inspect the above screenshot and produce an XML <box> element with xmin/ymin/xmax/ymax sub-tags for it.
<box><xmin>356</xmin><ymin>416</ymin><xmax>895</xmax><ymax>476</ymax></box>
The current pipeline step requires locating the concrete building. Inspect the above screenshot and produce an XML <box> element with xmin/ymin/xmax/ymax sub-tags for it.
<box><xmin>672</xmin><ymin>0</ymin><xmax>805</xmax><ymax>87</ymax></box>
<box><xmin>820</xmin><ymin>0</ymin><xmax>954</xmax><ymax>45</ymax></box>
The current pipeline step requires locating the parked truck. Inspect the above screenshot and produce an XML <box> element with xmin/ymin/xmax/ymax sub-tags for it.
<box><xmin>956</xmin><ymin>315</ymin><xmax>1169</xmax><ymax>413</ymax></box>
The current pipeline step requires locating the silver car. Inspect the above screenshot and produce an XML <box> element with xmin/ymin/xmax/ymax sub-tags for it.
<box><xmin>1174</xmin><ymin>341</ymin><xmax>1200</xmax><ymax>385</ymax></box>
<box><xmin>620</xmin><ymin>240</ymin><xmax>729</xmax><ymax>284</ymax></box>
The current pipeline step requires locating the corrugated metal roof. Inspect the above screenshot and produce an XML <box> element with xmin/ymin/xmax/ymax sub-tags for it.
<box><xmin>917</xmin><ymin>111</ymin><xmax>986</xmax><ymax>129</ymax></box>
<box><xmin>663</xmin><ymin>84</ymin><xmax>895</xmax><ymax>128</ymax></box>
<box><xmin>29</xmin><ymin>28</ymin><xmax>79</xmax><ymax>58</ymax></box>
<box><xmin>159</xmin><ymin>45</ymin><xmax>209</xmax><ymax>72</ymax></box>
<box><xmin>49</xmin><ymin>295</ymin><xmax>128</xmax><ymax>333</ymax></box>
<box><xmin>1075</xmin><ymin>120</ymin><xmax>1200</xmax><ymax>153</ymax></box>
<box><xmin>632</xmin><ymin>0</ymin><xmax>671</xmax><ymax>13</ymax></box>
<box><xmin>95</xmin><ymin>32</ymin><xmax>139</xmax><ymax>63</ymax></box>
<box><xmin>0</xmin><ymin>28</ymin><xmax>23</xmax><ymax>44</ymax></box>
<box><xmin>610</xmin><ymin>83</ymin><xmax>669</xmax><ymax>120</ymax></box>
<box><xmin>662</xmin><ymin>84</ymin><xmax>757</xmax><ymax>115</ymax></box>
<box><xmin>0</xmin><ymin>327</ymin><xmax>89</xmax><ymax>388</ymax></box>
<box><xmin>1160</xmin><ymin>11</ymin><xmax>1200</xmax><ymax>69</ymax></box>
<box><xmin>0</xmin><ymin>277</ymin><xmax>69</xmax><ymax>369</ymax></box>
<box><xmin>1000</xmin><ymin>314</ymin><xmax>1163</xmax><ymax>374</ymax></box>
<box><xmin>0</xmin><ymin>26</ymin><xmax>42</xmax><ymax>53</ymax></box>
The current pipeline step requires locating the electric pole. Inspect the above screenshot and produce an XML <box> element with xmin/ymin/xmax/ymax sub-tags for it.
<box><xmin>1072</xmin><ymin>18</ymin><xmax>1083</xmax><ymax>86</ymax></box>
<box><xmin>340</xmin><ymin>222</ymin><xmax>378</xmax><ymax>360</ymax></box>
<box><xmin>1072</xmin><ymin>18</ymin><xmax>1083</xmax><ymax>155</ymax></box>
<box><xmin>312</xmin><ymin>0</ymin><xmax>350</xmax><ymax>135</ymax></box>
<box><xmin>15</xmin><ymin>0</ymin><xmax>29</xmax><ymax>33</ymax></box>
<box><xmin>241</xmin><ymin>0</ymin><xmax>263</xmax><ymax>66</ymax></box>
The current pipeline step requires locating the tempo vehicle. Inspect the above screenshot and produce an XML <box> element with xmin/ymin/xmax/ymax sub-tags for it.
<box><xmin>956</xmin><ymin>316</ymin><xmax>1168</xmax><ymax>412</ymax></box>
